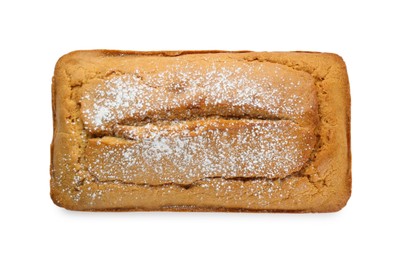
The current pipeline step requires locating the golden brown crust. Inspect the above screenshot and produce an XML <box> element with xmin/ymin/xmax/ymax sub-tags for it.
<box><xmin>50</xmin><ymin>50</ymin><xmax>351</xmax><ymax>212</ymax></box>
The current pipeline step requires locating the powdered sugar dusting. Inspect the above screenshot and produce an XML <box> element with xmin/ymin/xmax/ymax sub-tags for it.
<box><xmin>81</xmin><ymin>60</ymin><xmax>314</xmax><ymax>133</ymax></box>
<box><xmin>86</xmin><ymin>119</ymin><xmax>315</xmax><ymax>185</ymax></box>
<box><xmin>79</xmin><ymin>57</ymin><xmax>317</xmax><ymax>188</ymax></box>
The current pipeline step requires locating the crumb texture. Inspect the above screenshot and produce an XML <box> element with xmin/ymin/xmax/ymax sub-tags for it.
<box><xmin>51</xmin><ymin>50</ymin><xmax>351</xmax><ymax>212</ymax></box>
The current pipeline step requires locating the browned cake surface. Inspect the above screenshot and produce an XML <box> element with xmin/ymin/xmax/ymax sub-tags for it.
<box><xmin>50</xmin><ymin>50</ymin><xmax>351</xmax><ymax>212</ymax></box>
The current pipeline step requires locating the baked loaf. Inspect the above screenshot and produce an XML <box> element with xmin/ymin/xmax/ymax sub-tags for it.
<box><xmin>51</xmin><ymin>50</ymin><xmax>351</xmax><ymax>212</ymax></box>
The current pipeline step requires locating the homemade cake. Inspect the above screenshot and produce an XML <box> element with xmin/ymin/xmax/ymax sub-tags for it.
<box><xmin>50</xmin><ymin>50</ymin><xmax>351</xmax><ymax>212</ymax></box>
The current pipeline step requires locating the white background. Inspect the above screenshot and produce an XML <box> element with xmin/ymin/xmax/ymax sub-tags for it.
<box><xmin>1</xmin><ymin>0</ymin><xmax>401</xmax><ymax>259</ymax></box>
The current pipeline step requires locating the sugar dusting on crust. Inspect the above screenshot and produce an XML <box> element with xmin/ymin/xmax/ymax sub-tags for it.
<box><xmin>62</xmin><ymin>57</ymin><xmax>319</xmax><ymax>207</ymax></box>
<box><xmin>81</xmin><ymin>61</ymin><xmax>313</xmax><ymax>133</ymax></box>
<box><xmin>86</xmin><ymin>119</ymin><xmax>315</xmax><ymax>185</ymax></box>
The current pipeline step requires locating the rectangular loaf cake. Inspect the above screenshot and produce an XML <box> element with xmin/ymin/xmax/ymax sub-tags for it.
<box><xmin>50</xmin><ymin>50</ymin><xmax>351</xmax><ymax>212</ymax></box>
